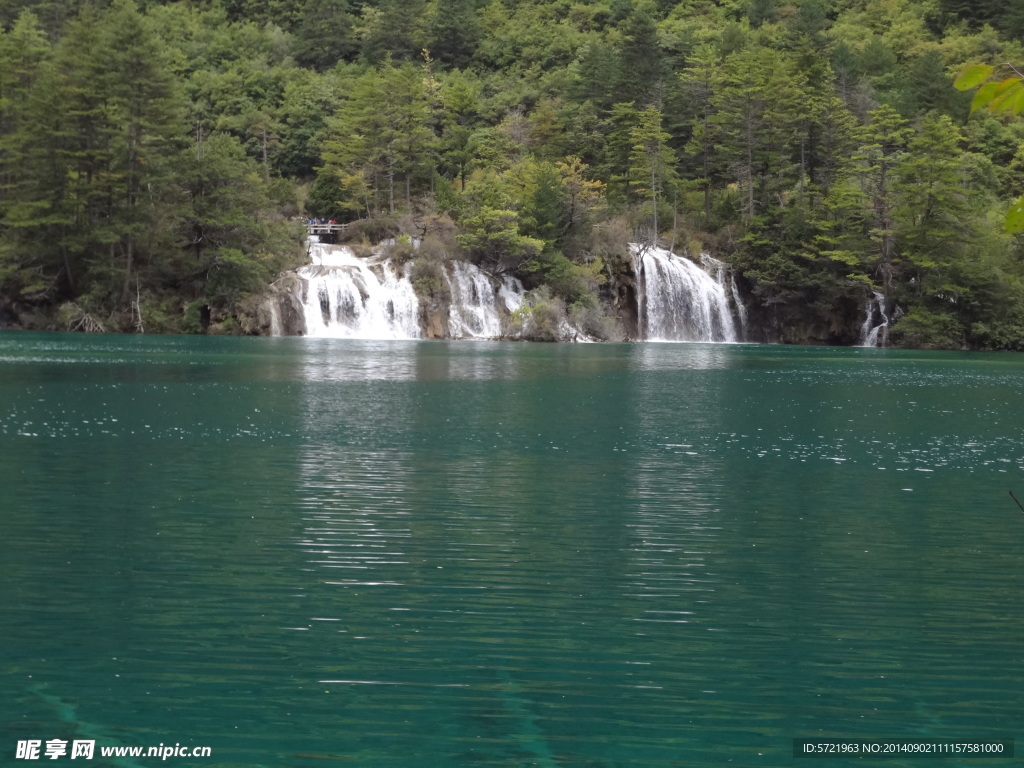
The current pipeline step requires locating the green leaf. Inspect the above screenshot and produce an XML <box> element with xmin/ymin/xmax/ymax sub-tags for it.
<box><xmin>970</xmin><ymin>81</ymin><xmax>999</xmax><ymax>113</ymax></box>
<box><xmin>1002</xmin><ymin>87</ymin><xmax>1024</xmax><ymax>116</ymax></box>
<box><xmin>1007</xmin><ymin>196</ymin><xmax>1024</xmax><ymax>234</ymax></box>
<box><xmin>991</xmin><ymin>81</ymin><xmax>1024</xmax><ymax>115</ymax></box>
<box><xmin>989</xmin><ymin>80</ymin><xmax>1024</xmax><ymax>114</ymax></box>
<box><xmin>953</xmin><ymin>63</ymin><xmax>995</xmax><ymax>91</ymax></box>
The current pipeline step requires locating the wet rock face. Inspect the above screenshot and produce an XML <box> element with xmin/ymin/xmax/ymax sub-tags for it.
<box><xmin>421</xmin><ymin>306</ymin><xmax>449</xmax><ymax>339</ymax></box>
<box><xmin>607</xmin><ymin>251</ymin><xmax>640</xmax><ymax>340</ymax></box>
<box><xmin>0</xmin><ymin>306</ymin><xmax>19</xmax><ymax>330</ymax></box>
<box><xmin>257</xmin><ymin>274</ymin><xmax>307</xmax><ymax>336</ymax></box>
<box><xmin>739</xmin><ymin>294</ymin><xmax>864</xmax><ymax>346</ymax></box>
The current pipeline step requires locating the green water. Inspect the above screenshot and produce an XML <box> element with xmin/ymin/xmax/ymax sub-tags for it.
<box><xmin>2</xmin><ymin>334</ymin><xmax>1023</xmax><ymax>767</ymax></box>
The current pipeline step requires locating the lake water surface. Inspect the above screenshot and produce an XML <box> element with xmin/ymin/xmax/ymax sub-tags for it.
<box><xmin>2</xmin><ymin>334</ymin><xmax>1023</xmax><ymax>766</ymax></box>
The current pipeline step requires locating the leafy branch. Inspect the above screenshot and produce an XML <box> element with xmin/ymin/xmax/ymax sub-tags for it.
<box><xmin>955</xmin><ymin>63</ymin><xmax>1024</xmax><ymax>233</ymax></box>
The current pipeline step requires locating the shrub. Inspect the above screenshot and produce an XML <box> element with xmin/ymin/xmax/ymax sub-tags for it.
<box><xmin>338</xmin><ymin>215</ymin><xmax>398</xmax><ymax>245</ymax></box>
<box><xmin>417</xmin><ymin>234</ymin><xmax>449</xmax><ymax>263</ymax></box>
<box><xmin>350</xmin><ymin>239</ymin><xmax>375</xmax><ymax>259</ymax></box>
<box><xmin>410</xmin><ymin>258</ymin><xmax>451</xmax><ymax>305</ymax></box>
<box><xmin>506</xmin><ymin>287</ymin><xmax>568</xmax><ymax>342</ymax></box>
<box><xmin>968</xmin><ymin>320</ymin><xmax>1024</xmax><ymax>351</ymax></box>
<box><xmin>890</xmin><ymin>308</ymin><xmax>965</xmax><ymax>350</ymax></box>
<box><xmin>524</xmin><ymin>250</ymin><xmax>606</xmax><ymax>306</ymax></box>
<box><xmin>570</xmin><ymin>301</ymin><xmax>624</xmax><ymax>341</ymax></box>
<box><xmin>384</xmin><ymin>234</ymin><xmax>417</xmax><ymax>264</ymax></box>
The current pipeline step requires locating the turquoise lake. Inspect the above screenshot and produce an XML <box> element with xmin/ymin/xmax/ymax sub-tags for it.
<box><xmin>2</xmin><ymin>333</ymin><xmax>1023</xmax><ymax>766</ymax></box>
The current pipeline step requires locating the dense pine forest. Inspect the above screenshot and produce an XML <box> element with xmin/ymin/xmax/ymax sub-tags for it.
<box><xmin>1</xmin><ymin>0</ymin><xmax>1023</xmax><ymax>346</ymax></box>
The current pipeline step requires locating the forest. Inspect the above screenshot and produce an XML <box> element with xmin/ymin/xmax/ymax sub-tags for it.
<box><xmin>1</xmin><ymin>0</ymin><xmax>1023</xmax><ymax>347</ymax></box>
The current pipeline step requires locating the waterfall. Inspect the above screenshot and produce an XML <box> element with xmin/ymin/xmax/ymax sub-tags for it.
<box><xmin>294</xmin><ymin>243</ymin><xmax>525</xmax><ymax>340</ymax></box>
<box><xmin>858</xmin><ymin>291</ymin><xmax>889</xmax><ymax>347</ymax></box>
<box><xmin>703</xmin><ymin>253</ymin><xmax>749</xmax><ymax>339</ymax></box>
<box><xmin>729</xmin><ymin>274</ymin><xmax>748</xmax><ymax>337</ymax></box>
<box><xmin>446</xmin><ymin>261</ymin><xmax>525</xmax><ymax>339</ymax></box>
<box><xmin>299</xmin><ymin>244</ymin><xmax>420</xmax><ymax>339</ymax></box>
<box><xmin>635</xmin><ymin>245</ymin><xmax>740</xmax><ymax>343</ymax></box>
<box><xmin>291</xmin><ymin>241</ymin><xmax>744</xmax><ymax>342</ymax></box>
<box><xmin>498</xmin><ymin>276</ymin><xmax>525</xmax><ymax>314</ymax></box>
<box><xmin>268</xmin><ymin>301</ymin><xmax>282</xmax><ymax>337</ymax></box>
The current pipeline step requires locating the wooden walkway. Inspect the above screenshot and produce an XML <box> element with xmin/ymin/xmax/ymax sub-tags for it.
<box><xmin>307</xmin><ymin>222</ymin><xmax>351</xmax><ymax>236</ymax></box>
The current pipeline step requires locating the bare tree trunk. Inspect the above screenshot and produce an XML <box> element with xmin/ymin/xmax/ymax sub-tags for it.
<box><xmin>702</xmin><ymin>114</ymin><xmax>711</xmax><ymax>222</ymax></box>
<box><xmin>650</xmin><ymin>164</ymin><xmax>658</xmax><ymax>247</ymax></box>
<box><xmin>798</xmin><ymin>138</ymin><xmax>806</xmax><ymax>207</ymax></box>
<box><xmin>133</xmin><ymin>279</ymin><xmax>145</xmax><ymax>333</ymax></box>
<box><xmin>386</xmin><ymin>150</ymin><xmax>396</xmax><ymax>213</ymax></box>
<box><xmin>669</xmin><ymin>188</ymin><xmax>678</xmax><ymax>255</ymax></box>
<box><xmin>124</xmin><ymin>233</ymin><xmax>134</xmax><ymax>301</ymax></box>
<box><xmin>746</xmin><ymin>120</ymin><xmax>755</xmax><ymax>220</ymax></box>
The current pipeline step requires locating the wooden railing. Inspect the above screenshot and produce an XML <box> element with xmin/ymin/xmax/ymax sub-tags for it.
<box><xmin>306</xmin><ymin>222</ymin><xmax>351</xmax><ymax>235</ymax></box>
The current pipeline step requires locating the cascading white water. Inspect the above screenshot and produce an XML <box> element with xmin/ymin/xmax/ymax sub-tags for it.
<box><xmin>446</xmin><ymin>261</ymin><xmax>524</xmax><ymax>339</ymax></box>
<box><xmin>635</xmin><ymin>245</ymin><xmax>739</xmax><ymax>342</ymax></box>
<box><xmin>268</xmin><ymin>302</ymin><xmax>282</xmax><ymax>337</ymax></box>
<box><xmin>498</xmin><ymin>277</ymin><xmax>525</xmax><ymax>314</ymax></box>
<box><xmin>292</xmin><ymin>241</ymin><xmax>743</xmax><ymax>342</ymax></box>
<box><xmin>295</xmin><ymin>243</ymin><xmax>526</xmax><ymax>340</ymax></box>
<box><xmin>299</xmin><ymin>244</ymin><xmax>421</xmax><ymax>339</ymax></box>
<box><xmin>703</xmin><ymin>253</ymin><xmax>749</xmax><ymax>339</ymax></box>
<box><xmin>729</xmin><ymin>274</ymin><xmax>748</xmax><ymax>337</ymax></box>
<box><xmin>859</xmin><ymin>291</ymin><xmax>889</xmax><ymax>347</ymax></box>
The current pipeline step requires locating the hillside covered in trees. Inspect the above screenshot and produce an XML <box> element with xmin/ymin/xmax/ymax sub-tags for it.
<box><xmin>1</xmin><ymin>0</ymin><xmax>1023</xmax><ymax>346</ymax></box>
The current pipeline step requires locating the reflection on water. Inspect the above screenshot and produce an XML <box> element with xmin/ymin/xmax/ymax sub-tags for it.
<box><xmin>632</xmin><ymin>340</ymin><xmax>744</xmax><ymax>371</ymax></box>
<box><xmin>2</xmin><ymin>335</ymin><xmax>1024</xmax><ymax>767</ymax></box>
<box><xmin>291</xmin><ymin>339</ymin><xmax>565</xmax><ymax>383</ymax></box>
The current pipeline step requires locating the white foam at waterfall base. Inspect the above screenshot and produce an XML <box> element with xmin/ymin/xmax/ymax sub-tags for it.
<box><xmin>446</xmin><ymin>261</ymin><xmax>524</xmax><ymax>339</ymax></box>
<box><xmin>634</xmin><ymin>245</ymin><xmax>739</xmax><ymax>343</ymax></box>
<box><xmin>299</xmin><ymin>243</ymin><xmax>421</xmax><ymax>339</ymax></box>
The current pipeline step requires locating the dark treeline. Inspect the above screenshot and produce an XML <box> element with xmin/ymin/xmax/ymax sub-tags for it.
<box><xmin>1</xmin><ymin>0</ymin><xmax>1023</xmax><ymax>345</ymax></box>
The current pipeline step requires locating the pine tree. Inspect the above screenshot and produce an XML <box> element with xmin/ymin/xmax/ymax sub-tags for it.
<box><xmin>293</xmin><ymin>0</ymin><xmax>357</xmax><ymax>71</ymax></box>
<box><xmin>939</xmin><ymin>0</ymin><xmax>1000</xmax><ymax>27</ymax></box>
<box><xmin>55</xmin><ymin>4</ymin><xmax>118</xmax><ymax>275</ymax></box>
<box><xmin>613</xmin><ymin>1</ymin><xmax>663</xmax><ymax>108</ymax></box>
<box><xmin>322</xmin><ymin>61</ymin><xmax>435</xmax><ymax>214</ymax></box>
<box><xmin>895</xmin><ymin>115</ymin><xmax>969</xmax><ymax>278</ymax></box>
<box><xmin>556</xmin><ymin>156</ymin><xmax>604</xmax><ymax>249</ymax></box>
<box><xmin>598</xmin><ymin>101</ymin><xmax>642</xmax><ymax>204</ymax></box>
<box><xmin>522</xmin><ymin>161</ymin><xmax>566</xmax><ymax>246</ymax></box>
<box><xmin>178</xmin><ymin>132</ymin><xmax>285</xmax><ymax>307</ymax></box>
<box><xmin>680</xmin><ymin>45</ymin><xmax>723</xmax><ymax>222</ymax></box>
<box><xmin>361</xmin><ymin>0</ymin><xmax>427</xmax><ymax>64</ymax></box>
<box><xmin>437</xmin><ymin>70</ymin><xmax>481</xmax><ymax>188</ymax></box>
<box><xmin>629</xmin><ymin>105</ymin><xmax>676</xmax><ymax>244</ymax></box>
<box><xmin>572</xmin><ymin>42</ymin><xmax>619</xmax><ymax>114</ymax></box>
<box><xmin>748</xmin><ymin>0</ymin><xmax>776</xmax><ymax>28</ymax></box>
<box><xmin>0</xmin><ymin>12</ymin><xmax>50</xmax><ymax>206</ymax></box>
<box><xmin>98</xmin><ymin>0</ymin><xmax>186</xmax><ymax>301</ymax></box>
<box><xmin>851</xmin><ymin>104</ymin><xmax>912</xmax><ymax>291</ymax></box>
<box><xmin>905</xmin><ymin>49</ymin><xmax>961</xmax><ymax>118</ymax></box>
<box><xmin>0</xmin><ymin>12</ymin><xmax>68</xmax><ymax>301</ymax></box>
<box><xmin>710</xmin><ymin>48</ymin><xmax>772</xmax><ymax>221</ymax></box>
<box><xmin>1002</xmin><ymin>4</ymin><xmax>1024</xmax><ymax>40</ymax></box>
<box><xmin>430</xmin><ymin>0</ymin><xmax>480</xmax><ymax>70</ymax></box>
